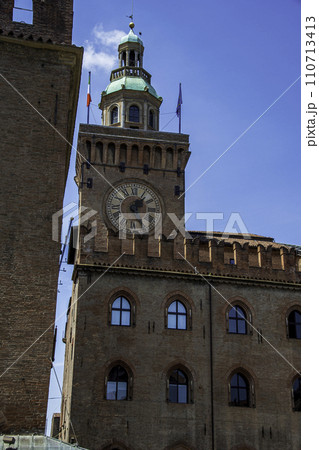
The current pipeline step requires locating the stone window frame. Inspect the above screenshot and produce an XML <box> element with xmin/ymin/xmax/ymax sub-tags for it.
<box><xmin>166</xmin><ymin>363</ymin><xmax>194</xmax><ymax>404</ymax></box>
<box><xmin>227</xmin><ymin>367</ymin><xmax>256</xmax><ymax>408</ymax></box>
<box><xmin>110</xmin><ymin>296</ymin><xmax>131</xmax><ymax>327</ymax></box>
<box><xmin>286</xmin><ymin>305</ymin><xmax>301</xmax><ymax>340</ymax></box>
<box><xmin>110</xmin><ymin>103</ymin><xmax>120</xmax><ymax>125</ymax></box>
<box><xmin>104</xmin><ymin>360</ymin><xmax>134</xmax><ymax>401</ymax></box>
<box><xmin>148</xmin><ymin>108</ymin><xmax>155</xmax><ymax>128</ymax></box>
<box><xmin>225</xmin><ymin>298</ymin><xmax>253</xmax><ymax>335</ymax></box>
<box><xmin>107</xmin><ymin>288</ymin><xmax>138</xmax><ymax>328</ymax></box>
<box><xmin>164</xmin><ymin>293</ymin><xmax>193</xmax><ymax>331</ymax></box>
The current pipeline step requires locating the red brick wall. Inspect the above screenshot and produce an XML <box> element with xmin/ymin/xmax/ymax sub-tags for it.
<box><xmin>0</xmin><ymin>0</ymin><xmax>74</xmax><ymax>44</ymax></box>
<box><xmin>0</xmin><ymin>35</ymin><xmax>82</xmax><ymax>433</ymax></box>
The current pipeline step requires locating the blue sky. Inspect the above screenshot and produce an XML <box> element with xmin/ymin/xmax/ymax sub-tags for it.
<box><xmin>46</xmin><ymin>0</ymin><xmax>301</xmax><ymax>434</ymax></box>
<box><xmin>68</xmin><ymin>0</ymin><xmax>301</xmax><ymax>244</ymax></box>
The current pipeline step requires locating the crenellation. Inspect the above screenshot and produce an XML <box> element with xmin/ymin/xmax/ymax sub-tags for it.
<box><xmin>81</xmin><ymin>231</ymin><xmax>301</xmax><ymax>284</ymax></box>
<box><xmin>147</xmin><ymin>235</ymin><xmax>161</xmax><ymax>258</ymax></box>
<box><xmin>199</xmin><ymin>239</ymin><xmax>211</xmax><ymax>263</ymax></box>
<box><xmin>272</xmin><ymin>248</ymin><xmax>282</xmax><ymax>270</ymax></box>
<box><xmin>233</xmin><ymin>241</ymin><xmax>249</xmax><ymax>269</ymax></box>
<box><xmin>121</xmin><ymin>234</ymin><xmax>135</xmax><ymax>255</ymax></box>
<box><xmin>257</xmin><ymin>244</ymin><xmax>272</xmax><ymax>269</ymax></box>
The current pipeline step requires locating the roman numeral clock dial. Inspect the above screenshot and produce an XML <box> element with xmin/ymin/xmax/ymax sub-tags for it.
<box><xmin>105</xmin><ymin>182</ymin><xmax>162</xmax><ymax>234</ymax></box>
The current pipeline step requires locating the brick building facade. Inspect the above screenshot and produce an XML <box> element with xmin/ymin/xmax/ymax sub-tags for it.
<box><xmin>0</xmin><ymin>0</ymin><xmax>82</xmax><ymax>434</ymax></box>
<box><xmin>60</xmin><ymin>24</ymin><xmax>301</xmax><ymax>450</ymax></box>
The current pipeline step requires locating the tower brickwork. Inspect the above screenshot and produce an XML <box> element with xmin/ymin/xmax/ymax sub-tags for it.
<box><xmin>0</xmin><ymin>0</ymin><xmax>82</xmax><ymax>434</ymax></box>
<box><xmin>61</xmin><ymin>24</ymin><xmax>300</xmax><ymax>450</ymax></box>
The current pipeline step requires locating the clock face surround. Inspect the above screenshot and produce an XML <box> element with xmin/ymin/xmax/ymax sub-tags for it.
<box><xmin>105</xmin><ymin>181</ymin><xmax>162</xmax><ymax>234</ymax></box>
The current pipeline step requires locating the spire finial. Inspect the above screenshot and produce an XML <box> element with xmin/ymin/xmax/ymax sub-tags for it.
<box><xmin>129</xmin><ymin>0</ymin><xmax>134</xmax><ymax>30</ymax></box>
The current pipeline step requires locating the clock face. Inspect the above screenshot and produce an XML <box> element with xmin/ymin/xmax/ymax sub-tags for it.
<box><xmin>105</xmin><ymin>182</ymin><xmax>162</xmax><ymax>234</ymax></box>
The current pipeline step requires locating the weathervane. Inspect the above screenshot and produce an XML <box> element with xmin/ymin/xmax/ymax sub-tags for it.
<box><xmin>126</xmin><ymin>0</ymin><xmax>134</xmax><ymax>28</ymax></box>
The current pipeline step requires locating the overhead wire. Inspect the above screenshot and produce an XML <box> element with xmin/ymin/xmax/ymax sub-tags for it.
<box><xmin>161</xmin><ymin>113</ymin><xmax>177</xmax><ymax>131</ymax></box>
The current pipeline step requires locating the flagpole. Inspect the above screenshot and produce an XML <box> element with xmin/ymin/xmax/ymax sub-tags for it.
<box><xmin>176</xmin><ymin>82</ymin><xmax>182</xmax><ymax>134</ymax></box>
<box><xmin>87</xmin><ymin>71</ymin><xmax>91</xmax><ymax>125</ymax></box>
<box><xmin>180</xmin><ymin>82</ymin><xmax>182</xmax><ymax>133</ymax></box>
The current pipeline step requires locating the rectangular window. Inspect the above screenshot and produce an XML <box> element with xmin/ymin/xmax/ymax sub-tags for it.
<box><xmin>121</xmin><ymin>311</ymin><xmax>130</xmax><ymax>326</ymax></box>
<box><xmin>169</xmin><ymin>385</ymin><xmax>178</xmax><ymax>403</ymax></box>
<box><xmin>117</xmin><ymin>382</ymin><xmax>127</xmax><ymax>400</ymax></box>
<box><xmin>111</xmin><ymin>310</ymin><xmax>120</xmax><ymax>326</ymax></box>
<box><xmin>178</xmin><ymin>385</ymin><xmax>187</xmax><ymax>403</ymax></box>
<box><xmin>167</xmin><ymin>315</ymin><xmax>176</xmax><ymax>329</ymax></box>
<box><xmin>178</xmin><ymin>315</ymin><xmax>186</xmax><ymax>330</ymax></box>
<box><xmin>106</xmin><ymin>382</ymin><xmax>117</xmax><ymax>400</ymax></box>
<box><xmin>13</xmin><ymin>0</ymin><xmax>33</xmax><ymax>25</ymax></box>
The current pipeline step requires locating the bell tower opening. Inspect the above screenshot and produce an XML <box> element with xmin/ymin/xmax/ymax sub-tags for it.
<box><xmin>129</xmin><ymin>50</ymin><xmax>135</xmax><ymax>67</ymax></box>
<box><xmin>13</xmin><ymin>0</ymin><xmax>33</xmax><ymax>24</ymax></box>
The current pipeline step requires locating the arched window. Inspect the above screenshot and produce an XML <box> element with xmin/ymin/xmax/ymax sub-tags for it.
<box><xmin>168</xmin><ymin>301</ymin><xmax>187</xmax><ymax>330</ymax></box>
<box><xmin>292</xmin><ymin>377</ymin><xmax>301</xmax><ymax>411</ymax></box>
<box><xmin>96</xmin><ymin>142</ymin><xmax>103</xmax><ymax>163</ymax></box>
<box><xmin>149</xmin><ymin>110</ymin><xmax>154</xmax><ymax>128</ymax></box>
<box><xmin>129</xmin><ymin>105</ymin><xmax>139</xmax><ymax>123</ymax></box>
<box><xmin>177</xmin><ymin>148</ymin><xmax>184</xmax><ymax>168</ymax></box>
<box><xmin>166</xmin><ymin>148</ymin><xmax>174</xmax><ymax>169</ymax></box>
<box><xmin>154</xmin><ymin>146</ymin><xmax>162</xmax><ymax>169</ymax></box>
<box><xmin>288</xmin><ymin>310</ymin><xmax>301</xmax><ymax>339</ymax></box>
<box><xmin>111</xmin><ymin>296</ymin><xmax>131</xmax><ymax>326</ymax></box>
<box><xmin>143</xmin><ymin>146</ymin><xmax>150</xmax><ymax>165</ymax></box>
<box><xmin>106</xmin><ymin>365</ymin><xmax>128</xmax><ymax>400</ymax></box>
<box><xmin>119</xmin><ymin>143</ymin><xmax>127</xmax><ymax>164</ymax></box>
<box><xmin>131</xmin><ymin>145</ymin><xmax>139</xmax><ymax>165</ymax></box>
<box><xmin>168</xmin><ymin>369</ymin><xmax>188</xmax><ymax>403</ymax></box>
<box><xmin>86</xmin><ymin>140</ymin><xmax>91</xmax><ymax>166</ymax></box>
<box><xmin>121</xmin><ymin>51</ymin><xmax>126</xmax><ymax>67</ymax></box>
<box><xmin>107</xmin><ymin>143</ymin><xmax>115</xmax><ymax>165</ymax></box>
<box><xmin>111</xmin><ymin>106</ymin><xmax>118</xmax><ymax>124</ymax></box>
<box><xmin>228</xmin><ymin>305</ymin><xmax>247</xmax><ymax>334</ymax></box>
<box><xmin>230</xmin><ymin>372</ymin><xmax>250</xmax><ymax>407</ymax></box>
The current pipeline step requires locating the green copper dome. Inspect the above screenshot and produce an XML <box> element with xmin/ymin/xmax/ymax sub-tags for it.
<box><xmin>103</xmin><ymin>76</ymin><xmax>161</xmax><ymax>100</ymax></box>
<box><xmin>120</xmin><ymin>29</ymin><xmax>143</xmax><ymax>46</ymax></box>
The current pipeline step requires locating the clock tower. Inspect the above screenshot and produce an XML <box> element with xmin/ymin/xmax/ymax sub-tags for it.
<box><xmin>61</xmin><ymin>22</ymin><xmax>213</xmax><ymax>450</ymax></box>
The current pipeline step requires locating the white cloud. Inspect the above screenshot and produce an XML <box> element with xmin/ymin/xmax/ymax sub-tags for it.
<box><xmin>92</xmin><ymin>25</ymin><xmax>126</xmax><ymax>48</ymax></box>
<box><xmin>83</xmin><ymin>42</ymin><xmax>117</xmax><ymax>71</ymax></box>
<box><xmin>82</xmin><ymin>25</ymin><xmax>126</xmax><ymax>72</ymax></box>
